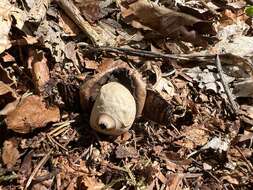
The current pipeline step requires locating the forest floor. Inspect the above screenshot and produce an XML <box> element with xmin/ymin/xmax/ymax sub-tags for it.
<box><xmin>0</xmin><ymin>0</ymin><xmax>253</xmax><ymax>189</ymax></box>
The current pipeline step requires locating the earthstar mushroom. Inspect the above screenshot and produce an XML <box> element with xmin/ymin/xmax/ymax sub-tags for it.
<box><xmin>80</xmin><ymin>62</ymin><xmax>173</xmax><ymax>135</ymax></box>
<box><xmin>90</xmin><ymin>82</ymin><xmax>136</xmax><ymax>135</ymax></box>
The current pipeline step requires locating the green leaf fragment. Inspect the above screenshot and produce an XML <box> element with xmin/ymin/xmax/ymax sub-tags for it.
<box><xmin>245</xmin><ymin>6</ymin><xmax>253</xmax><ymax>17</ymax></box>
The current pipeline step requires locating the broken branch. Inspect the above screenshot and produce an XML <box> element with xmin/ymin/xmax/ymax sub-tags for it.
<box><xmin>215</xmin><ymin>55</ymin><xmax>239</xmax><ymax>115</ymax></box>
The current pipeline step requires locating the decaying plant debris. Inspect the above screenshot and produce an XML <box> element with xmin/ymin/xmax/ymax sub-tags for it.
<box><xmin>0</xmin><ymin>0</ymin><xmax>253</xmax><ymax>189</ymax></box>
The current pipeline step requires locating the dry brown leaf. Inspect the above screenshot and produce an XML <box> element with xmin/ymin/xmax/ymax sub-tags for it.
<box><xmin>203</xmin><ymin>162</ymin><xmax>212</xmax><ymax>170</ymax></box>
<box><xmin>66</xmin><ymin>178</ymin><xmax>77</xmax><ymax>190</ymax></box>
<box><xmin>95</xmin><ymin>58</ymin><xmax>124</xmax><ymax>73</ymax></box>
<box><xmin>0</xmin><ymin>99</ymin><xmax>20</xmax><ymax>116</ymax></box>
<box><xmin>154</xmin><ymin>78</ymin><xmax>175</xmax><ymax>100</ymax></box>
<box><xmin>165</xmin><ymin>160</ymin><xmax>177</xmax><ymax>172</ymax></box>
<box><xmin>178</xmin><ymin>1</ymin><xmax>217</xmax><ymax>20</ymax></box>
<box><xmin>28</xmin><ymin>0</ymin><xmax>51</xmax><ymax>23</ymax></box>
<box><xmin>0</xmin><ymin>81</ymin><xmax>17</xmax><ymax>116</ymax></box>
<box><xmin>119</xmin><ymin>0</ymin><xmax>200</xmax><ymax>33</ymax></box>
<box><xmin>84</xmin><ymin>59</ymin><xmax>98</xmax><ymax>70</ymax></box>
<box><xmin>2</xmin><ymin>139</ymin><xmax>20</xmax><ymax>169</ymax></box>
<box><xmin>32</xmin><ymin>184</ymin><xmax>48</xmax><ymax>190</ymax></box>
<box><xmin>221</xmin><ymin>175</ymin><xmax>239</xmax><ymax>185</ymax></box>
<box><xmin>0</xmin><ymin>6</ymin><xmax>11</xmax><ymax>54</ymax></box>
<box><xmin>5</xmin><ymin>95</ymin><xmax>60</xmax><ymax>134</ymax></box>
<box><xmin>75</xmin><ymin>0</ymin><xmax>103</xmax><ymax>23</ymax></box>
<box><xmin>152</xmin><ymin>65</ymin><xmax>175</xmax><ymax>100</ymax></box>
<box><xmin>32</xmin><ymin>169</ymin><xmax>54</xmax><ymax>190</ymax></box>
<box><xmin>212</xmin><ymin>36</ymin><xmax>253</xmax><ymax>57</ymax></box>
<box><xmin>234</xmin><ymin>80</ymin><xmax>253</xmax><ymax>98</ymax></box>
<box><xmin>81</xmin><ymin>175</ymin><xmax>105</xmax><ymax>190</ymax></box>
<box><xmin>0</xmin><ymin>52</ymin><xmax>15</xmax><ymax>62</ymax></box>
<box><xmin>115</xmin><ymin>131</ymin><xmax>132</xmax><ymax>143</ymax></box>
<box><xmin>157</xmin><ymin>170</ymin><xmax>167</xmax><ymax>184</ymax></box>
<box><xmin>19</xmin><ymin>150</ymin><xmax>33</xmax><ymax>187</ymax></box>
<box><xmin>0</xmin><ymin>65</ymin><xmax>14</xmax><ymax>85</ymax></box>
<box><xmin>115</xmin><ymin>145</ymin><xmax>139</xmax><ymax>159</ymax></box>
<box><xmin>239</xmin><ymin>104</ymin><xmax>253</xmax><ymax>126</ymax></box>
<box><xmin>143</xmin><ymin>89</ymin><xmax>173</xmax><ymax>125</ymax></box>
<box><xmin>152</xmin><ymin>145</ymin><xmax>163</xmax><ymax>156</ymax></box>
<box><xmin>118</xmin><ymin>0</ymin><xmax>208</xmax><ymax>45</ymax></box>
<box><xmin>238</xmin><ymin>130</ymin><xmax>253</xmax><ymax>143</ymax></box>
<box><xmin>174</xmin><ymin>124</ymin><xmax>209</xmax><ymax>149</ymax></box>
<box><xmin>28</xmin><ymin>49</ymin><xmax>50</xmax><ymax>93</ymax></box>
<box><xmin>0</xmin><ymin>81</ymin><xmax>16</xmax><ymax>97</ymax></box>
<box><xmin>166</xmin><ymin>174</ymin><xmax>183</xmax><ymax>190</ymax></box>
<box><xmin>0</xmin><ymin>0</ymin><xmax>26</xmax><ymax>53</ymax></box>
<box><xmin>11</xmin><ymin>35</ymin><xmax>39</xmax><ymax>46</ymax></box>
<box><xmin>1</xmin><ymin>1</ymin><xmax>26</xmax><ymax>29</ymax></box>
<box><xmin>64</xmin><ymin>42</ymin><xmax>79</xmax><ymax>69</ymax></box>
<box><xmin>75</xmin><ymin>0</ymin><xmax>113</xmax><ymax>23</ymax></box>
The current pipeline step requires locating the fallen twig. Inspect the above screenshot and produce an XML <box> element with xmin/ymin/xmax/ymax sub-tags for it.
<box><xmin>24</xmin><ymin>149</ymin><xmax>52</xmax><ymax>190</ymax></box>
<box><xmin>235</xmin><ymin>146</ymin><xmax>253</xmax><ymax>173</ymax></box>
<box><xmin>78</xmin><ymin>43</ymin><xmax>223</xmax><ymax>61</ymax></box>
<box><xmin>215</xmin><ymin>55</ymin><xmax>239</xmax><ymax>115</ymax></box>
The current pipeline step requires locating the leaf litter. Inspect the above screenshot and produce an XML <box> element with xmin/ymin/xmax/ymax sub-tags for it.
<box><xmin>0</xmin><ymin>0</ymin><xmax>253</xmax><ymax>189</ymax></box>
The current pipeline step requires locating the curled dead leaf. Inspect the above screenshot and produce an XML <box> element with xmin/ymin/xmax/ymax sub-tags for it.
<box><xmin>154</xmin><ymin>78</ymin><xmax>175</xmax><ymax>100</ymax></box>
<box><xmin>2</xmin><ymin>139</ymin><xmax>20</xmax><ymax>169</ymax></box>
<box><xmin>28</xmin><ymin>49</ymin><xmax>50</xmax><ymax>94</ymax></box>
<box><xmin>5</xmin><ymin>95</ymin><xmax>60</xmax><ymax>134</ymax></box>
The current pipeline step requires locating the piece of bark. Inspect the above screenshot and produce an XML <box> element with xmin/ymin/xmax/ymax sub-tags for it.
<box><xmin>57</xmin><ymin>0</ymin><xmax>116</xmax><ymax>46</ymax></box>
<box><xmin>5</xmin><ymin>95</ymin><xmax>60</xmax><ymax>134</ymax></box>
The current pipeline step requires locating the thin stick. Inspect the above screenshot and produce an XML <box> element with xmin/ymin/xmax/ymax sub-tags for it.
<box><xmin>47</xmin><ymin>135</ymin><xmax>68</xmax><ymax>151</ymax></box>
<box><xmin>24</xmin><ymin>149</ymin><xmax>52</xmax><ymax>190</ymax></box>
<box><xmin>78</xmin><ymin>43</ymin><xmax>222</xmax><ymax>61</ymax></box>
<box><xmin>235</xmin><ymin>146</ymin><xmax>253</xmax><ymax>173</ymax></box>
<box><xmin>49</xmin><ymin>120</ymin><xmax>73</xmax><ymax>136</ymax></box>
<box><xmin>215</xmin><ymin>55</ymin><xmax>239</xmax><ymax>115</ymax></box>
